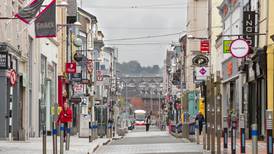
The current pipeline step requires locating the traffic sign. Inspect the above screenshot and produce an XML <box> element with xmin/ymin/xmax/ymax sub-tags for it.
<box><xmin>230</xmin><ymin>39</ymin><xmax>249</xmax><ymax>58</ymax></box>
<box><xmin>8</xmin><ymin>69</ymin><xmax>17</xmax><ymax>86</ymax></box>
<box><xmin>195</xmin><ymin>67</ymin><xmax>209</xmax><ymax>80</ymax></box>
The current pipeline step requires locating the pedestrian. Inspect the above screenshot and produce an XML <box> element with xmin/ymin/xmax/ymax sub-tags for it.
<box><xmin>145</xmin><ymin>114</ymin><xmax>151</xmax><ymax>131</ymax></box>
<box><xmin>195</xmin><ymin>112</ymin><xmax>204</xmax><ymax>135</ymax></box>
<box><xmin>57</xmin><ymin>101</ymin><xmax>72</xmax><ymax>141</ymax></box>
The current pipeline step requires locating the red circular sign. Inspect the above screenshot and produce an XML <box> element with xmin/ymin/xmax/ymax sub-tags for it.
<box><xmin>9</xmin><ymin>69</ymin><xmax>17</xmax><ymax>86</ymax></box>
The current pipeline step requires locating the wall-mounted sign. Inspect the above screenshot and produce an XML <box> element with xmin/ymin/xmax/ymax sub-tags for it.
<box><xmin>200</xmin><ymin>40</ymin><xmax>210</xmax><ymax>53</ymax></box>
<box><xmin>230</xmin><ymin>39</ymin><xmax>249</xmax><ymax>58</ymax></box>
<box><xmin>192</xmin><ymin>54</ymin><xmax>209</xmax><ymax>67</ymax></box>
<box><xmin>195</xmin><ymin>67</ymin><xmax>209</xmax><ymax>80</ymax></box>
<box><xmin>66</xmin><ymin>62</ymin><xmax>76</xmax><ymax>74</ymax></box>
<box><xmin>223</xmin><ymin>40</ymin><xmax>232</xmax><ymax>53</ymax></box>
<box><xmin>243</xmin><ymin>11</ymin><xmax>256</xmax><ymax>48</ymax></box>
<box><xmin>0</xmin><ymin>52</ymin><xmax>8</xmax><ymax>69</ymax></box>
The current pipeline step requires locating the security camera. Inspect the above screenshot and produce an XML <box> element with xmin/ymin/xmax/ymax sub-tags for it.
<box><xmin>271</xmin><ymin>34</ymin><xmax>274</xmax><ymax>42</ymax></box>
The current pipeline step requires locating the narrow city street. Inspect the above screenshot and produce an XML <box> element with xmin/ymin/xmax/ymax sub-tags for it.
<box><xmin>95</xmin><ymin>126</ymin><xmax>203</xmax><ymax>154</ymax></box>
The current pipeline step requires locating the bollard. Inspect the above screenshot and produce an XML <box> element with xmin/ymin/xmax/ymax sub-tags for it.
<box><xmin>231</xmin><ymin>119</ymin><xmax>237</xmax><ymax>154</ymax></box>
<box><xmin>42</xmin><ymin>125</ymin><xmax>47</xmax><ymax>154</ymax></box>
<box><xmin>239</xmin><ymin>114</ymin><xmax>245</xmax><ymax>154</ymax></box>
<box><xmin>89</xmin><ymin>121</ymin><xmax>92</xmax><ymax>142</ymax></box>
<box><xmin>94</xmin><ymin>121</ymin><xmax>98</xmax><ymax>139</ymax></box>
<box><xmin>203</xmin><ymin>123</ymin><xmax>206</xmax><ymax>150</ymax></box>
<box><xmin>52</xmin><ymin>122</ymin><xmax>57</xmax><ymax>154</ymax></box>
<box><xmin>252</xmin><ymin>124</ymin><xmax>258</xmax><ymax>154</ymax></box>
<box><xmin>223</xmin><ymin>116</ymin><xmax>228</xmax><ymax>152</ymax></box>
<box><xmin>60</xmin><ymin>123</ymin><xmax>64</xmax><ymax>154</ymax></box>
<box><xmin>65</xmin><ymin>123</ymin><xmax>71</xmax><ymax>151</ymax></box>
<box><xmin>195</xmin><ymin>120</ymin><xmax>199</xmax><ymax>144</ymax></box>
<box><xmin>266</xmin><ymin>110</ymin><xmax>273</xmax><ymax>154</ymax></box>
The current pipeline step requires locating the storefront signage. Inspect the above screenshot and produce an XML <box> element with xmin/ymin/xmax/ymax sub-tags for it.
<box><xmin>0</xmin><ymin>52</ymin><xmax>8</xmax><ymax>69</ymax></box>
<box><xmin>223</xmin><ymin>40</ymin><xmax>232</xmax><ymax>53</ymax></box>
<box><xmin>65</xmin><ymin>62</ymin><xmax>76</xmax><ymax>74</ymax></box>
<box><xmin>222</xmin><ymin>56</ymin><xmax>238</xmax><ymax>80</ymax></box>
<box><xmin>230</xmin><ymin>39</ymin><xmax>249</xmax><ymax>58</ymax></box>
<box><xmin>200</xmin><ymin>40</ymin><xmax>210</xmax><ymax>53</ymax></box>
<box><xmin>243</xmin><ymin>11</ymin><xmax>256</xmax><ymax>47</ymax></box>
<box><xmin>192</xmin><ymin>54</ymin><xmax>209</xmax><ymax>67</ymax></box>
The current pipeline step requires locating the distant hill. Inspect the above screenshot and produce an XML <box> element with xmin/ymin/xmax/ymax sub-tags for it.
<box><xmin>117</xmin><ymin>60</ymin><xmax>162</xmax><ymax>76</ymax></box>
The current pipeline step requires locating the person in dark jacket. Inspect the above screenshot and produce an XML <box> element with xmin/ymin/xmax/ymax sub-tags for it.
<box><xmin>145</xmin><ymin>114</ymin><xmax>151</xmax><ymax>131</ymax></box>
<box><xmin>195</xmin><ymin>112</ymin><xmax>205</xmax><ymax>135</ymax></box>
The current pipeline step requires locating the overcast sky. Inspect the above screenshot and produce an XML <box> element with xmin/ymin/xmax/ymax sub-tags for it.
<box><xmin>81</xmin><ymin>0</ymin><xmax>186</xmax><ymax>67</ymax></box>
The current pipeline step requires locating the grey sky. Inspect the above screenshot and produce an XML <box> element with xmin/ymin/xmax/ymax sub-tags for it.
<box><xmin>81</xmin><ymin>0</ymin><xmax>186</xmax><ymax>66</ymax></box>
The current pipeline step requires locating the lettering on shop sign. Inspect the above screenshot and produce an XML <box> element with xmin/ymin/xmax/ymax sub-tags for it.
<box><xmin>243</xmin><ymin>11</ymin><xmax>256</xmax><ymax>48</ymax></box>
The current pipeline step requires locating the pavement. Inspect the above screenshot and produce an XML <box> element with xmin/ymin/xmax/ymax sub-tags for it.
<box><xmin>0</xmin><ymin>136</ymin><xmax>110</xmax><ymax>154</ymax></box>
<box><xmin>95</xmin><ymin>126</ymin><xmax>203</xmax><ymax>154</ymax></box>
<box><xmin>198</xmin><ymin>134</ymin><xmax>271</xmax><ymax>153</ymax></box>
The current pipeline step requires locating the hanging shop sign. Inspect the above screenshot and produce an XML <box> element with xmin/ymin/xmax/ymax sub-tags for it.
<box><xmin>65</xmin><ymin>62</ymin><xmax>76</xmax><ymax>74</ymax></box>
<box><xmin>192</xmin><ymin>54</ymin><xmax>209</xmax><ymax>67</ymax></box>
<box><xmin>230</xmin><ymin>39</ymin><xmax>249</xmax><ymax>58</ymax></box>
<box><xmin>71</xmin><ymin>72</ymin><xmax>82</xmax><ymax>82</ymax></box>
<box><xmin>222</xmin><ymin>56</ymin><xmax>238</xmax><ymax>81</ymax></box>
<box><xmin>195</xmin><ymin>67</ymin><xmax>209</xmax><ymax>80</ymax></box>
<box><xmin>96</xmin><ymin>70</ymin><xmax>103</xmax><ymax>81</ymax></box>
<box><xmin>35</xmin><ymin>0</ymin><xmax>56</xmax><ymax>38</ymax></box>
<box><xmin>74</xmin><ymin>52</ymin><xmax>83</xmax><ymax>62</ymax></box>
<box><xmin>73</xmin><ymin>83</ymin><xmax>84</xmax><ymax>94</ymax></box>
<box><xmin>0</xmin><ymin>52</ymin><xmax>8</xmax><ymax>69</ymax></box>
<box><xmin>223</xmin><ymin>40</ymin><xmax>232</xmax><ymax>53</ymax></box>
<box><xmin>8</xmin><ymin>69</ymin><xmax>17</xmax><ymax>86</ymax></box>
<box><xmin>243</xmin><ymin>11</ymin><xmax>256</xmax><ymax>48</ymax></box>
<box><xmin>70</xmin><ymin>97</ymin><xmax>82</xmax><ymax>103</ymax></box>
<box><xmin>200</xmin><ymin>40</ymin><xmax>210</xmax><ymax>53</ymax></box>
<box><xmin>87</xmin><ymin>59</ymin><xmax>93</xmax><ymax>74</ymax></box>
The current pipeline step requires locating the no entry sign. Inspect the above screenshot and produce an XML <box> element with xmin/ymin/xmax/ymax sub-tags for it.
<box><xmin>8</xmin><ymin>69</ymin><xmax>17</xmax><ymax>86</ymax></box>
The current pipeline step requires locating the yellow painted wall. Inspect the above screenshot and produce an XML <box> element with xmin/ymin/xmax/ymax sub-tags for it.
<box><xmin>266</xmin><ymin>0</ymin><xmax>274</xmax><ymax>130</ymax></box>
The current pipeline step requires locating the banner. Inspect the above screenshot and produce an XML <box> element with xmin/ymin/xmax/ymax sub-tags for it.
<box><xmin>35</xmin><ymin>0</ymin><xmax>56</xmax><ymax>38</ymax></box>
<box><xmin>15</xmin><ymin>0</ymin><xmax>45</xmax><ymax>24</ymax></box>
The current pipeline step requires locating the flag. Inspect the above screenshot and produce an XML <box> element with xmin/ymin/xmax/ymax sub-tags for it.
<box><xmin>35</xmin><ymin>0</ymin><xmax>56</xmax><ymax>38</ymax></box>
<box><xmin>15</xmin><ymin>0</ymin><xmax>45</xmax><ymax>24</ymax></box>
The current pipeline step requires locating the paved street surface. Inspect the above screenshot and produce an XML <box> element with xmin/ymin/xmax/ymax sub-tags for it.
<box><xmin>95</xmin><ymin>126</ymin><xmax>203</xmax><ymax>154</ymax></box>
<box><xmin>0</xmin><ymin>136</ymin><xmax>109</xmax><ymax>154</ymax></box>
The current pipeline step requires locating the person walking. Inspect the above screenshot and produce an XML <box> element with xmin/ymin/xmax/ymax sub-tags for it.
<box><xmin>195</xmin><ymin>112</ymin><xmax>204</xmax><ymax>135</ymax></box>
<box><xmin>145</xmin><ymin>114</ymin><xmax>151</xmax><ymax>131</ymax></box>
<box><xmin>57</xmin><ymin>101</ymin><xmax>72</xmax><ymax>141</ymax></box>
